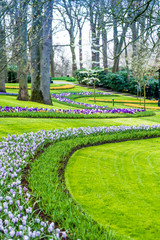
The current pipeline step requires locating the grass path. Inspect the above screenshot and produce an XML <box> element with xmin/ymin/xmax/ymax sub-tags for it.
<box><xmin>65</xmin><ymin>138</ymin><xmax>160</xmax><ymax>240</ymax></box>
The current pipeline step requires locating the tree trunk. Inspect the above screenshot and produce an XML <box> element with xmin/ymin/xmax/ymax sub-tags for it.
<box><xmin>131</xmin><ymin>22</ymin><xmax>137</xmax><ymax>69</ymax></box>
<box><xmin>95</xmin><ymin>27</ymin><xmax>100</xmax><ymax>67</ymax></box>
<box><xmin>112</xmin><ymin>20</ymin><xmax>119</xmax><ymax>72</ymax></box>
<box><xmin>124</xmin><ymin>36</ymin><xmax>130</xmax><ymax>81</ymax></box>
<box><xmin>50</xmin><ymin>46</ymin><xmax>55</xmax><ymax>78</ymax></box>
<box><xmin>17</xmin><ymin>2</ymin><xmax>29</xmax><ymax>101</ymax></box>
<box><xmin>30</xmin><ymin>0</ymin><xmax>43</xmax><ymax>103</ymax></box>
<box><xmin>70</xmin><ymin>33</ymin><xmax>77</xmax><ymax>75</ymax></box>
<box><xmin>102</xmin><ymin>27</ymin><xmax>108</xmax><ymax>73</ymax></box>
<box><xmin>112</xmin><ymin>23</ymin><xmax>129</xmax><ymax>73</ymax></box>
<box><xmin>11</xmin><ymin>0</ymin><xmax>19</xmax><ymax>83</ymax></box>
<box><xmin>79</xmin><ymin>28</ymin><xmax>83</xmax><ymax>69</ymax></box>
<box><xmin>40</xmin><ymin>0</ymin><xmax>54</xmax><ymax>105</ymax></box>
<box><xmin>0</xmin><ymin>21</ymin><xmax>6</xmax><ymax>92</ymax></box>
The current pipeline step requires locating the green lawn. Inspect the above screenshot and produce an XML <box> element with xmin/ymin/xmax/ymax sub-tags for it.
<box><xmin>1</xmin><ymin>85</ymin><xmax>160</xmax><ymax>239</ymax></box>
<box><xmin>0</xmin><ymin>95</ymin><xmax>76</xmax><ymax>109</ymax></box>
<box><xmin>0</xmin><ymin>93</ymin><xmax>160</xmax><ymax>139</ymax></box>
<box><xmin>65</xmin><ymin>138</ymin><xmax>160</xmax><ymax>240</ymax></box>
<box><xmin>76</xmin><ymin>95</ymin><xmax>160</xmax><ymax>109</ymax></box>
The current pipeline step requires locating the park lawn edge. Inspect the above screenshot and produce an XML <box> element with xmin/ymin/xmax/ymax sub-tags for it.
<box><xmin>27</xmin><ymin>129</ymin><xmax>160</xmax><ymax>240</ymax></box>
<box><xmin>0</xmin><ymin>110</ymin><xmax>154</xmax><ymax>119</ymax></box>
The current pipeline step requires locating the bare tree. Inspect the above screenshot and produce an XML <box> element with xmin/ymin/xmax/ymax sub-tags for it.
<box><xmin>17</xmin><ymin>0</ymin><xmax>28</xmax><ymax>101</ymax></box>
<box><xmin>56</xmin><ymin>0</ymin><xmax>77</xmax><ymax>75</ymax></box>
<box><xmin>40</xmin><ymin>0</ymin><xmax>54</xmax><ymax>105</ymax></box>
<box><xmin>74</xmin><ymin>0</ymin><xmax>88</xmax><ymax>69</ymax></box>
<box><xmin>30</xmin><ymin>0</ymin><xmax>43</xmax><ymax>103</ymax></box>
<box><xmin>0</xmin><ymin>1</ymin><xmax>6</xmax><ymax>92</ymax></box>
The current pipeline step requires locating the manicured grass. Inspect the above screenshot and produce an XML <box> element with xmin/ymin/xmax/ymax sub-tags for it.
<box><xmin>5</xmin><ymin>85</ymin><xmax>88</xmax><ymax>94</ymax></box>
<box><xmin>77</xmin><ymin>96</ymin><xmax>160</xmax><ymax>109</ymax></box>
<box><xmin>28</xmin><ymin>128</ymin><xmax>160</xmax><ymax>240</ymax></box>
<box><xmin>0</xmin><ymin>118</ymin><xmax>128</xmax><ymax>139</ymax></box>
<box><xmin>0</xmin><ymin>95</ymin><xmax>76</xmax><ymax>109</ymax></box>
<box><xmin>51</xmin><ymin>76</ymin><xmax>76</xmax><ymax>81</ymax></box>
<box><xmin>1</xmin><ymin>84</ymin><xmax>160</xmax><ymax>239</ymax></box>
<box><xmin>1</xmin><ymin>111</ymin><xmax>160</xmax><ymax>139</ymax></box>
<box><xmin>65</xmin><ymin>138</ymin><xmax>160</xmax><ymax>240</ymax></box>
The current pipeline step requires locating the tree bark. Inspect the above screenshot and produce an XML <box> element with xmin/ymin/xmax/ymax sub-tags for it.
<box><xmin>17</xmin><ymin>2</ymin><xmax>28</xmax><ymax>101</ymax></box>
<box><xmin>131</xmin><ymin>22</ymin><xmax>137</xmax><ymax>69</ymax></box>
<box><xmin>79</xmin><ymin>27</ymin><xmax>83</xmax><ymax>69</ymax></box>
<box><xmin>112</xmin><ymin>23</ymin><xmax>129</xmax><ymax>73</ymax></box>
<box><xmin>40</xmin><ymin>0</ymin><xmax>54</xmax><ymax>105</ymax></box>
<box><xmin>30</xmin><ymin>0</ymin><xmax>43</xmax><ymax>103</ymax></box>
<box><xmin>51</xmin><ymin>46</ymin><xmax>55</xmax><ymax>78</ymax></box>
<box><xmin>102</xmin><ymin>27</ymin><xmax>108</xmax><ymax>73</ymax></box>
<box><xmin>0</xmin><ymin>21</ymin><xmax>6</xmax><ymax>92</ymax></box>
<box><xmin>69</xmin><ymin>30</ymin><xmax>77</xmax><ymax>75</ymax></box>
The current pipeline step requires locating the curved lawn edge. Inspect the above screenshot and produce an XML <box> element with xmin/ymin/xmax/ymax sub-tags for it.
<box><xmin>27</xmin><ymin>128</ymin><xmax>160</xmax><ymax>240</ymax></box>
<box><xmin>0</xmin><ymin>110</ymin><xmax>155</xmax><ymax>119</ymax></box>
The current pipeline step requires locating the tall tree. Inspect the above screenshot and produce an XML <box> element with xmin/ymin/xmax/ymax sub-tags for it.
<box><xmin>74</xmin><ymin>0</ymin><xmax>88</xmax><ymax>69</ymax></box>
<box><xmin>30</xmin><ymin>0</ymin><xmax>43</xmax><ymax>102</ymax></box>
<box><xmin>40</xmin><ymin>0</ymin><xmax>54</xmax><ymax>105</ymax></box>
<box><xmin>100</xmin><ymin>0</ymin><xmax>108</xmax><ymax>73</ymax></box>
<box><xmin>0</xmin><ymin>10</ymin><xmax>6</xmax><ymax>92</ymax></box>
<box><xmin>17</xmin><ymin>0</ymin><xmax>29</xmax><ymax>101</ymax></box>
<box><xmin>57</xmin><ymin>0</ymin><xmax>77</xmax><ymax>75</ymax></box>
<box><xmin>88</xmin><ymin>0</ymin><xmax>101</xmax><ymax>68</ymax></box>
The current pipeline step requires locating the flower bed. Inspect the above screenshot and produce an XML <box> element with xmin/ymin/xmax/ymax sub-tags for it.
<box><xmin>89</xmin><ymin>98</ymin><xmax>158</xmax><ymax>103</ymax></box>
<box><xmin>124</xmin><ymin>103</ymin><xmax>160</xmax><ymax>110</ymax></box>
<box><xmin>0</xmin><ymin>106</ymin><xmax>145</xmax><ymax>114</ymax></box>
<box><xmin>1</xmin><ymin>125</ymin><xmax>160</xmax><ymax>239</ymax></box>
<box><xmin>51</xmin><ymin>92</ymin><xmax>111</xmax><ymax>109</ymax></box>
<box><xmin>0</xmin><ymin>92</ymin><xmax>18</xmax><ymax>96</ymax></box>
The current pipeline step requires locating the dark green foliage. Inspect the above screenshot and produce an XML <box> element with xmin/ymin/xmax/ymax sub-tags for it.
<box><xmin>7</xmin><ymin>65</ymin><xmax>17</xmax><ymax>83</ymax></box>
<box><xmin>27</xmin><ymin>75</ymin><xmax>31</xmax><ymax>83</ymax></box>
<box><xmin>7</xmin><ymin>65</ymin><xmax>32</xmax><ymax>83</ymax></box>
<box><xmin>75</xmin><ymin>68</ymin><xmax>158</xmax><ymax>98</ymax></box>
<box><xmin>102</xmin><ymin>72</ymin><xmax>126</xmax><ymax>91</ymax></box>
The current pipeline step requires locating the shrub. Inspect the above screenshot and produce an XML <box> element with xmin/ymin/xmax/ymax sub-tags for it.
<box><xmin>7</xmin><ymin>65</ymin><xmax>17</xmax><ymax>83</ymax></box>
<box><xmin>102</xmin><ymin>72</ymin><xmax>126</xmax><ymax>91</ymax></box>
<box><xmin>75</xmin><ymin>68</ymin><xmax>106</xmax><ymax>84</ymax></box>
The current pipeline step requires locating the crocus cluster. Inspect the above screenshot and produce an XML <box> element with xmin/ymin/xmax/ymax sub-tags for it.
<box><xmin>0</xmin><ymin>106</ymin><xmax>145</xmax><ymax>114</ymax></box>
<box><xmin>0</xmin><ymin>92</ymin><xmax>18</xmax><ymax>96</ymax></box>
<box><xmin>51</xmin><ymin>91</ymin><xmax>111</xmax><ymax>109</ymax></box>
<box><xmin>0</xmin><ymin>124</ymin><xmax>160</xmax><ymax>239</ymax></box>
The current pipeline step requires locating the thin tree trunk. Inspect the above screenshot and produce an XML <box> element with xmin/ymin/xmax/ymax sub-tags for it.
<box><xmin>30</xmin><ymin>0</ymin><xmax>43</xmax><ymax>103</ymax></box>
<box><xmin>0</xmin><ymin>21</ymin><xmax>6</xmax><ymax>92</ymax></box>
<box><xmin>50</xmin><ymin>46</ymin><xmax>55</xmax><ymax>78</ymax></box>
<box><xmin>124</xmin><ymin>32</ymin><xmax>130</xmax><ymax>81</ymax></box>
<box><xmin>112</xmin><ymin>16</ymin><xmax>119</xmax><ymax>72</ymax></box>
<box><xmin>70</xmin><ymin>34</ymin><xmax>77</xmax><ymax>75</ymax></box>
<box><xmin>131</xmin><ymin>22</ymin><xmax>137</xmax><ymax>69</ymax></box>
<box><xmin>79</xmin><ymin>28</ymin><xmax>83</xmax><ymax>69</ymax></box>
<box><xmin>17</xmin><ymin>2</ymin><xmax>28</xmax><ymax>101</ymax></box>
<box><xmin>95</xmin><ymin>26</ymin><xmax>100</xmax><ymax>67</ymax></box>
<box><xmin>112</xmin><ymin>23</ymin><xmax>129</xmax><ymax>73</ymax></box>
<box><xmin>40</xmin><ymin>0</ymin><xmax>54</xmax><ymax>105</ymax></box>
<box><xmin>102</xmin><ymin>27</ymin><xmax>108</xmax><ymax>73</ymax></box>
